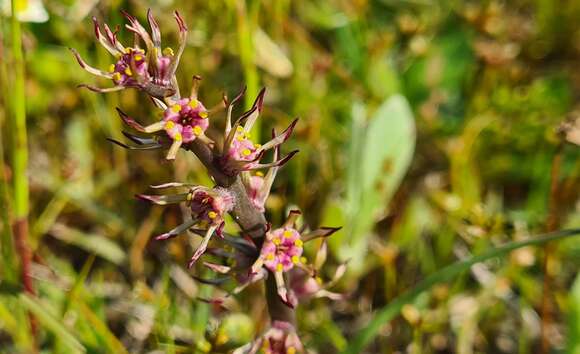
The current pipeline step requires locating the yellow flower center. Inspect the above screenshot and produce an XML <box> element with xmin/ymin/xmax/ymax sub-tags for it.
<box><xmin>193</xmin><ymin>125</ymin><xmax>203</xmax><ymax>136</ymax></box>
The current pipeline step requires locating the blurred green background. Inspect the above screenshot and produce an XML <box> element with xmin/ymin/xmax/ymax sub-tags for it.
<box><xmin>1</xmin><ymin>0</ymin><xmax>580</xmax><ymax>353</ymax></box>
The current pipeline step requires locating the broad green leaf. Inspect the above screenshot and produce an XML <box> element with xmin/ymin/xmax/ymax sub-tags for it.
<box><xmin>340</xmin><ymin>228</ymin><xmax>580</xmax><ymax>354</ymax></box>
<box><xmin>18</xmin><ymin>293</ymin><xmax>85</xmax><ymax>353</ymax></box>
<box><xmin>345</xmin><ymin>95</ymin><xmax>415</xmax><ymax>271</ymax></box>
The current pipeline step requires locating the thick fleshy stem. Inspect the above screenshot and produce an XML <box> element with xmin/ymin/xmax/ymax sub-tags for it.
<box><xmin>184</xmin><ymin>139</ymin><xmax>295</xmax><ymax>325</ymax></box>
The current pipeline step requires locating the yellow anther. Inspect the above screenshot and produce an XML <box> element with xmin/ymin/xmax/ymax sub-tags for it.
<box><xmin>134</xmin><ymin>54</ymin><xmax>143</xmax><ymax>61</ymax></box>
<box><xmin>300</xmin><ymin>256</ymin><xmax>307</xmax><ymax>263</ymax></box>
<box><xmin>208</xmin><ymin>211</ymin><xmax>217</xmax><ymax>219</ymax></box>
<box><xmin>112</xmin><ymin>72</ymin><xmax>122</xmax><ymax>82</ymax></box>
<box><xmin>266</xmin><ymin>253</ymin><xmax>275</xmax><ymax>261</ymax></box>
<box><xmin>193</xmin><ymin>125</ymin><xmax>203</xmax><ymax>136</ymax></box>
<box><xmin>255</xmin><ymin>171</ymin><xmax>264</xmax><ymax>177</ymax></box>
<box><xmin>287</xmin><ymin>347</ymin><xmax>297</xmax><ymax>354</ymax></box>
<box><xmin>165</xmin><ymin>121</ymin><xmax>175</xmax><ymax>130</ymax></box>
<box><xmin>236</xmin><ymin>126</ymin><xmax>244</xmax><ymax>132</ymax></box>
<box><xmin>284</xmin><ymin>230</ymin><xmax>294</xmax><ymax>238</ymax></box>
<box><xmin>199</xmin><ymin>111</ymin><xmax>208</xmax><ymax>119</ymax></box>
<box><xmin>124</xmin><ymin>67</ymin><xmax>133</xmax><ymax>76</ymax></box>
<box><xmin>188</xmin><ymin>99</ymin><xmax>199</xmax><ymax>109</ymax></box>
<box><xmin>291</xmin><ymin>256</ymin><xmax>300</xmax><ymax>264</ymax></box>
<box><xmin>236</xmin><ymin>136</ymin><xmax>244</xmax><ymax>142</ymax></box>
<box><xmin>242</xmin><ymin>149</ymin><xmax>252</xmax><ymax>157</ymax></box>
<box><xmin>186</xmin><ymin>193</ymin><xmax>192</xmax><ymax>201</ymax></box>
<box><xmin>294</xmin><ymin>239</ymin><xmax>303</xmax><ymax>247</ymax></box>
<box><xmin>276</xmin><ymin>263</ymin><xmax>283</xmax><ymax>272</ymax></box>
<box><xmin>315</xmin><ymin>276</ymin><xmax>323</xmax><ymax>284</ymax></box>
<box><xmin>174</xmin><ymin>133</ymin><xmax>182</xmax><ymax>141</ymax></box>
<box><xmin>171</xmin><ymin>104</ymin><xmax>182</xmax><ymax>113</ymax></box>
<box><xmin>216</xmin><ymin>332</ymin><xmax>228</xmax><ymax>345</ymax></box>
<box><xmin>163</xmin><ymin>47</ymin><xmax>174</xmax><ymax>56</ymax></box>
<box><xmin>273</xmin><ymin>238</ymin><xmax>281</xmax><ymax>246</ymax></box>
<box><xmin>125</xmin><ymin>47</ymin><xmax>132</xmax><ymax>54</ymax></box>
<box><xmin>254</xmin><ymin>143</ymin><xmax>262</xmax><ymax>149</ymax></box>
<box><xmin>108</xmin><ymin>64</ymin><xmax>116</xmax><ymax>73</ymax></box>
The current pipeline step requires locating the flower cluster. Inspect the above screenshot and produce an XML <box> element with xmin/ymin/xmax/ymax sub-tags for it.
<box><xmin>73</xmin><ymin>10</ymin><xmax>344</xmax><ymax>354</ymax></box>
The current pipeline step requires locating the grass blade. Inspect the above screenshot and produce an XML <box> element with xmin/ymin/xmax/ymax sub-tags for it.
<box><xmin>18</xmin><ymin>293</ymin><xmax>86</xmax><ymax>353</ymax></box>
<box><xmin>340</xmin><ymin>228</ymin><xmax>580</xmax><ymax>354</ymax></box>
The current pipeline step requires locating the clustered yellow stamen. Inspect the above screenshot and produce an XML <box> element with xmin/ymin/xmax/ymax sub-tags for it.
<box><xmin>171</xmin><ymin>104</ymin><xmax>182</xmax><ymax>113</ymax></box>
<box><xmin>193</xmin><ymin>125</ymin><xmax>203</xmax><ymax>136</ymax></box>
<box><xmin>112</xmin><ymin>72</ymin><xmax>122</xmax><ymax>82</ymax></box>
<box><xmin>273</xmin><ymin>238</ymin><xmax>281</xmax><ymax>246</ymax></box>
<box><xmin>294</xmin><ymin>239</ymin><xmax>303</xmax><ymax>247</ymax></box>
<box><xmin>188</xmin><ymin>99</ymin><xmax>199</xmax><ymax>109</ymax></box>
<box><xmin>108</xmin><ymin>64</ymin><xmax>116</xmax><ymax>73</ymax></box>
<box><xmin>163</xmin><ymin>47</ymin><xmax>174</xmax><ymax>56</ymax></box>
<box><xmin>199</xmin><ymin>111</ymin><xmax>208</xmax><ymax>119</ymax></box>
<box><xmin>125</xmin><ymin>47</ymin><xmax>132</xmax><ymax>54</ymax></box>
<box><xmin>134</xmin><ymin>54</ymin><xmax>143</xmax><ymax>61</ymax></box>
<box><xmin>165</xmin><ymin>121</ymin><xmax>175</xmax><ymax>130</ymax></box>
<box><xmin>124</xmin><ymin>67</ymin><xmax>132</xmax><ymax>76</ymax></box>
<box><xmin>174</xmin><ymin>133</ymin><xmax>183</xmax><ymax>141</ymax></box>
<box><xmin>276</xmin><ymin>263</ymin><xmax>283</xmax><ymax>272</ymax></box>
<box><xmin>242</xmin><ymin>149</ymin><xmax>252</xmax><ymax>157</ymax></box>
<box><xmin>283</xmin><ymin>230</ymin><xmax>294</xmax><ymax>238</ymax></box>
<box><xmin>291</xmin><ymin>255</ymin><xmax>300</xmax><ymax>264</ymax></box>
<box><xmin>266</xmin><ymin>253</ymin><xmax>275</xmax><ymax>261</ymax></box>
<box><xmin>208</xmin><ymin>211</ymin><xmax>217</xmax><ymax>219</ymax></box>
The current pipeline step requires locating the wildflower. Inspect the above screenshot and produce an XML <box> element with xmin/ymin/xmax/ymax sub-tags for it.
<box><xmin>241</xmin><ymin>143</ymin><xmax>281</xmax><ymax>212</ymax></box>
<box><xmin>138</xmin><ymin>183</ymin><xmax>234</xmax><ymax>268</ymax></box>
<box><xmin>233</xmin><ymin>321</ymin><xmax>304</xmax><ymax>354</ymax></box>
<box><xmin>70</xmin><ymin>9</ymin><xmax>187</xmax><ymax>98</ymax></box>
<box><xmin>114</xmin><ymin>76</ymin><xmax>214</xmax><ymax>160</ymax></box>
<box><xmin>287</xmin><ymin>240</ymin><xmax>347</xmax><ymax>305</ymax></box>
<box><xmin>250</xmin><ymin>210</ymin><xmax>341</xmax><ymax>305</ymax></box>
<box><xmin>220</xmin><ymin>88</ymin><xmax>298</xmax><ymax>175</ymax></box>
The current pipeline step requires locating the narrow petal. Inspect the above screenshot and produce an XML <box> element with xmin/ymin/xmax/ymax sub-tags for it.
<box><xmin>203</xmin><ymin>261</ymin><xmax>231</xmax><ymax>274</ymax></box>
<box><xmin>166</xmin><ymin>139</ymin><xmax>183</xmax><ymax>160</ymax></box>
<box><xmin>167</xmin><ymin>11</ymin><xmax>188</xmax><ymax>78</ymax></box>
<box><xmin>243</xmin><ymin>88</ymin><xmax>266</xmax><ymax>132</ymax></box>
<box><xmin>117</xmin><ymin>108</ymin><xmax>146</xmax><ymax>131</ymax></box>
<box><xmin>92</xmin><ymin>17</ymin><xmax>120</xmax><ymax>55</ymax></box>
<box><xmin>150</xmin><ymin>182</ymin><xmax>201</xmax><ymax>189</ymax></box>
<box><xmin>258</xmin><ymin>118</ymin><xmax>298</xmax><ymax>152</ymax></box>
<box><xmin>122</xmin><ymin>10</ymin><xmax>154</xmax><ymax>50</ymax></box>
<box><xmin>135</xmin><ymin>193</ymin><xmax>190</xmax><ymax>205</ymax></box>
<box><xmin>143</xmin><ymin>120</ymin><xmax>166</xmax><ymax>133</ymax></box>
<box><xmin>274</xmin><ymin>271</ymin><xmax>292</xmax><ymax>307</ymax></box>
<box><xmin>188</xmin><ymin>225</ymin><xmax>218</xmax><ymax>268</ymax></box>
<box><xmin>189</xmin><ymin>75</ymin><xmax>202</xmax><ymax>99</ymax></box>
<box><xmin>302</xmin><ymin>226</ymin><xmax>342</xmax><ymax>242</ymax></box>
<box><xmin>244</xmin><ymin>150</ymin><xmax>298</xmax><ymax>171</ymax></box>
<box><xmin>77</xmin><ymin>84</ymin><xmax>123</xmax><ymax>93</ymax></box>
<box><xmin>106</xmin><ymin>138</ymin><xmax>162</xmax><ymax>150</ymax></box>
<box><xmin>314</xmin><ymin>240</ymin><xmax>328</xmax><ymax>271</ymax></box>
<box><xmin>69</xmin><ymin>48</ymin><xmax>113</xmax><ymax>78</ymax></box>
<box><xmin>155</xmin><ymin>218</ymin><xmax>197</xmax><ymax>240</ymax></box>
<box><xmin>147</xmin><ymin>9</ymin><xmax>161</xmax><ymax>49</ymax></box>
<box><xmin>282</xmin><ymin>210</ymin><xmax>302</xmax><ymax>229</ymax></box>
<box><xmin>232</xmin><ymin>270</ymin><xmax>265</xmax><ymax>295</ymax></box>
<box><xmin>122</xmin><ymin>131</ymin><xmax>157</xmax><ymax>145</ymax></box>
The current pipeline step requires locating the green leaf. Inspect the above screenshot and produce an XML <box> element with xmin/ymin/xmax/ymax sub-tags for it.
<box><xmin>18</xmin><ymin>293</ymin><xmax>86</xmax><ymax>353</ymax></box>
<box><xmin>344</xmin><ymin>95</ymin><xmax>415</xmax><ymax>271</ymax></box>
<box><xmin>340</xmin><ymin>228</ymin><xmax>580</xmax><ymax>354</ymax></box>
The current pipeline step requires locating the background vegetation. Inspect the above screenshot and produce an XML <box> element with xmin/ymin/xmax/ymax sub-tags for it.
<box><xmin>1</xmin><ymin>0</ymin><xmax>579</xmax><ymax>353</ymax></box>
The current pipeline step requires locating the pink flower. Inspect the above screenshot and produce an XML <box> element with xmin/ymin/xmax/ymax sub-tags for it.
<box><xmin>137</xmin><ymin>184</ymin><xmax>235</xmax><ymax>268</ymax></box>
<box><xmin>220</xmin><ymin>88</ymin><xmax>298</xmax><ymax>175</ymax></box>
<box><xmin>70</xmin><ymin>9</ymin><xmax>187</xmax><ymax>98</ymax></box>
<box><xmin>234</xmin><ymin>321</ymin><xmax>304</xmax><ymax>354</ymax></box>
